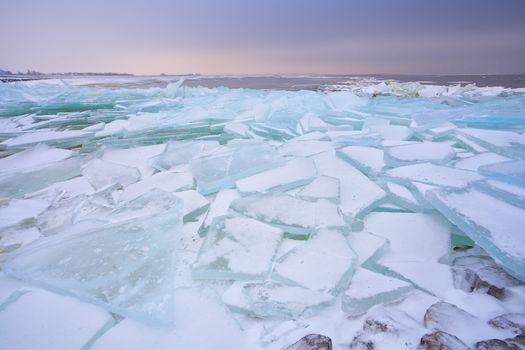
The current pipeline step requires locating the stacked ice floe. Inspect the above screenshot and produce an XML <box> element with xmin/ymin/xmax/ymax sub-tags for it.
<box><xmin>0</xmin><ymin>78</ymin><xmax>524</xmax><ymax>349</ymax></box>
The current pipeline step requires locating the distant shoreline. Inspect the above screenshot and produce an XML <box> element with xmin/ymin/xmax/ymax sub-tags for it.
<box><xmin>2</xmin><ymin>73</ymin><xmax>525</xmax><ymax>89</ymax></box>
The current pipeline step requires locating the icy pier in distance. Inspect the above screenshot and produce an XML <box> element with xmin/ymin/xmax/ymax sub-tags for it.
<box><xmin>0</xmin><ymin>77</ymin><xmax>525</xmax><ymax>349</ymax></box>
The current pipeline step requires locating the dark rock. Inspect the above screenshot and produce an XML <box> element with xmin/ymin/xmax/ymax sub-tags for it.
<box><xmin>489</xmin><ymin>314</ymin><xmax>525</xmax><ymax>336</ymax></box>
<box><xmin>452</xmin><ymin>256</ymin><xmax>523</xmax><ymax>300</ymax></box>
<box><xmin>418</xmin><ymin>331</ymin><xmax>470</xmax><ymax>350</ymax></box>
<box><xmin>348</xmin><ymin>309</ymin><xmax>424</xmax><ymax>350</ymax></box>
<box><xmin>475</xmin><ymin>338</ymin><xmax>521</xmax><ymax>350</ymax></box>
<box><xmin>285</xmin><ymin>334</ymin><xmax>332</xmax><ymax>350</ymax></box>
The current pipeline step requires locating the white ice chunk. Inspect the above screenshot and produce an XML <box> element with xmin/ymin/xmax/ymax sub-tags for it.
<box><xmin>231</xmin><ymin>193</ymin><xmax>346</xmax><ymax>238</ymax></box>
<box><xmin>222</xmin><ymin>281</ymin><xmax>332</xmax><ymax>319</ymax></box>
<box><xmin>279</xmin><ymin>140</ymin><xmax>333</xmax><ymax>157</ymax></box>
<box><xmin>0</xmin><ymin>144</ymin><xmax>73</xmax><ymax>174</ymax></box>
<box><xmin>346</xmin><ymin>231</ymin><xmax>389</xmax><ymax>266</ymax></box>
<box><xmin>381</xmin><ymin>261</ymin><xmax>454</xmax><ymax>297</ymax></box>
<box><xmin>175</xmin><ymin>190</ymin><xmax>210</xmax><ymax>222</ymax></box>
<box><xmin>0</xmin><ymin>198</ymin><xmax>48</xmax><ymax>230</ymax></box>
<box><xmin>368</xmin><ymin>124</ymin><xmax>413</xmax><ymax>141</ymax></box>
<box><xmin>297</xmin><ymin>175</ymin><xmax>340</xmax><ymax>203</ymax></box>
<box><xmin>364</xmin><ymin>212</ymin><xmax>450</xmax><ymax>263</ymax></box>
<box><xmin>342</xmin><ymin>268</ymin><xmax>413</xmax><ymax>316</ymax></box>
<box><xmin>102</xmin><ymin>144</ymin><xmax>166</xmax><ymax>178</ymax></box>
<box><xmin>4</xmin><ymin>190</ymin><xmax>184</xmax><ymax>326</ymax></box>
<box><xmin>385</xmin><ymin>181</ymin><xmax>424</xmax><ymax>212</ymax></box>
<box><xmin>457</xmin><ymin>128</ymin><xmax>525</xmax><ymax>158</ymax></box>
<box><xmin>119</xmin><ymin>171</ymin><xmax>193</xmax><ymax>202</ymax></box>
<box><xmin>427</xmin><ymin>187</ymin><xmax>525</xmax><ymax>281</ymax></box>
<box><xmin>82</xmin><ymin>158</ymin><xmax>141</xmax><ymax>190</ymax></box>
<box><xmin>337</xmin><ymin>145</ymin><xmax>385</xmax><ymax>175</ymax></box>
<box><xmin>190</xmin><ymin>141</ymin><xmax>284</xmax><ymax>195</ymax></box>
<box><xmin>1</xmin><ymin>130</ymin><xmax>92</xmax><ymax>150</ymax></box>
<box><xmin>386</xmin><ymin>162</ymin><xmax>483</xmax><ymax>188</ymax></box>
<box><xmin>192</xmin><ymin>215</ymin><xmax>283</xmax><ymax>280</ymax></box>
<box><xmin>236</xmin><ymin>157</ymin><xmax>316</xmax><ymax>194</ymax></box>
<box><xmin>25</xmin><ymin>176</ymin><xmax>95</xmax><ymax>203</ymax></box>
<box><xmin>453</xmin><ymin>152</ymin><xmax>510</xmax><ymax>171</ymax></box>
<box><xmin>385</xmin><ymin>141</ymin><xmax>455</xmax><ymax>166</ymax></box>
<box><xmin>199</xmin><ymin>189</ymin><xmax>240</xmax><ymax>235</ymax></box>
<box><xmin>312</xmin><ymin>151</ymin><xmax>386</xmax><ymax>219</ymax></box>
<box><xmin>272</xmin><ymin>229</ymin><xmax>357</xmax><ymax>294</ymax></box>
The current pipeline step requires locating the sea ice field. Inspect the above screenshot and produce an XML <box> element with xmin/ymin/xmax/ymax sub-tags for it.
<box><xmin>0</xmin><ymin>76</ymin><xmax>524</xmax><ymax>349</ymax></box>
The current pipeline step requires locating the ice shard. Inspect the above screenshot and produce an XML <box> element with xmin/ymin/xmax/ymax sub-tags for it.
<box><xmin>342</xmin><ymin>268</ymin><xmax>413</xmax><ymax>316</ymax></box>
<box><xmin>3</xmin><ymin>189</ymin><xmax>184</xmax><ymax>326</ymax></box>
<box><xmin>230</xmin><ymin>193</ymin><xmax>346</xmax><ymax>238</ymax></box>
<box><xmin>427</xmin><ymin>187</ymin><xmax>525</xmax><ymax>281</ymax></box>
<box><xmin>192</xmin><ymin>215</ymin><xmax>283</xmax><ymax>280</ymax></box>
<box><xmin>272</xmin><ymin>229</ymin><xmax>357</xmax><ymax>294</ymax></box>
<box><xmin>235</xmin><ymin>157</ymin><xmax>317</xmax><ymax>194</ymax></box>
<box><xmin>190</xmin><ymin>141</ymin><xmax>284</xmax><ymax>195</ymax></box>
<box><xmin>384</xmin><ymin>141</ymin><xmax>455</xmax><ymax>166</ymax></box>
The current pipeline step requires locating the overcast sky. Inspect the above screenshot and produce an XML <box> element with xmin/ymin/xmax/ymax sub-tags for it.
<box><xmin>2</xmin><ymin>0</ymin><xmax>525</xmax><ymax>75</ymax></box>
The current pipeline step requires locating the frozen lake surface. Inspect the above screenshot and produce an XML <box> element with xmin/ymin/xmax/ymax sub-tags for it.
<box><xmin>0</xmin><ymin>75</ymin><xmax>524</xmax><ymax>349</ymax></box>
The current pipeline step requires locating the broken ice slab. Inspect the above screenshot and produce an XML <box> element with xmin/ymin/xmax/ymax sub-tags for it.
<box><xmin>272</xmin><ymin>229</ymin><xmax>357</xmax><ymax>295</ymax></box>
<box><xmin>384</xmin><ymin>141</ymin><xmax>455</xmax><ymax>166</ymax></box>
<box><xmin>0</xmin><ymin>143</ymin><xmax>73</xmax><ymax>174</ymax></box>
<box><xmin>325</xmin><ymin>130</ymin><xmax>381</xmax><ymax>146</ymax></box>
<box><xmin>453</xmin><ymin>152</ymin><xmax>510</xmax><ymax>171</ymax></box>
<box><xmin>3</xmin><ymin>190</ymin><xmax>184</xmax><ymax>326</ymax></box>
<box><xmin>479</xmin><ymin>160</ymin><xmax>525</xmax><ymax>188</ymax></box>
<box><xmin>384</xmin><ymin>181</ymin><xmax>425</xmax><ymax>212</ymax></box>
<box><xmin>192</xmin><ymin>215</ymin><xmax>283</xmax><ymax>280</ymax></box>
<box><xmin>336</xmin><ymin>145</ymin><xmax>385</xmax><ymax>175</ymax></box>
<box><xmin>0</xmin><ymin>198</ymin><xmax>48</xmax><ymax>230</ymax></box>
<box><xmin>118</xmin><ymin>171</ymin><xmax>193</xmax><ymax>202</ymax></box>
<box><xmin>476</xmin><ymin>179</ymin><xmax>525</xmax><ymax>208</ymax></box>
<box><xmin>82</xmin><ymin>158</ymin><xmax>141</xmax><ymax>190</ymax></box>
<box><xmin>230</xmin><ymin>193</ymin><xmax>346</xmax><ymax>239</ymax></box>
<box><xmin>37</xmin><ymin>195</ymin><xmax>91</xmax><ymax>234</ymax></box>
<box><xmin>0</xmin><ymin>156</ymin><xmax>82</xmax><ymax>198</ymax></box>
<box><xmin>151</xmin><ymin>140</ymin><xmax>222</xmax><ymax>172</ymax></box>
<box><xmin>0</xmin><ymin>289</ymin><xmax>115</xmax><ymax>350</ymax></box>
<box><xmin>342</xmin><ymin>268</ymin><xmax>413</xmax><ymax>316</ymax></box>
<box><xmin>312</xmin><ymin>151</ymin><xmax>386</xmax><ymax>220</ymax></box>
<box><xmin>386</xmin><ymin>162</ymin><xmax>483</xmax><ymax>189</ymax></box>
<box><xmin>190</xmin><ymin>141</ymin><xmax>284</xmax><ymax>195</ymax></box>
<box><xmin>235</xmin><ymin>157</ymin><xmax>316</xmax><ymax>194</ymax></box>
<box><xmin>174</xmin><ymin>190</ymin><xmax>210</xmax><ymax>222</ymax></box>
<box><xmin>346</xmin><ymin>231</ymin><xmax>389</xmax><ymax>267</ymax></box>
<box><xmin>222</xmin><ymin>281</ymin><xmax>332</xmax><ymax>319</ymax></box>
<box><xmin>279</xmin><ymin>139</ymin><xmax>333</xmax><ymax>157</ymax></box>
<box><xmin>367</xmin><ymin>124</ymin><xmax>413</xmax><ymax>141</ymax></box>
<box><xmin>25</xmin><ymin>176</ymin><xmax>95</xmax><ymax>203</ymax></box>
<box><xmin>0</xmin><ymin>226</ymin><xmax>41</xmax><ymax>251</ymax></box>
<box><xmin>427</xmin><ymin>187</ymin><xmax>525</xmax><ymax>281</ymax></box>
<box><xmin>297</xmin><ymin>175</ymin><xmax>340</xmax><ymax>203</ymax></box>
<box><xmin>0</xmin><ymin>130</ymin><xmax>93</xmax><ymax>150</ymax></box>
<box><xmin>454</xmin><ymin>134</ymin><xmax>488</xmax><ymax>154</ymax></box>
<box><xmin>297</xmin><ymin>112</ymin><xmax>329</xmax><ymax>134</ymax></box>
<box><xmin>199</xmin><ymin>189</ymin><xmax>240</xmax><ymax>236</ymax></box>
<box><xmin>101</xmin><ymin>143</ymin><xmax>166</xmax><ymax>178</ymax></box>
<box><xmin>456</xmin><ymin>128</ymin><xmax>525</xmax><ymax>159</ymax></box>
<box><xmin>364</xmin><ymin>212</ymin><xmax>450</xmax><ymax>264</ymax></box>
<box><xmin>380</xmin><ymin>261</ymin><xmax>455</xmax><ymax>297</ymax></box>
